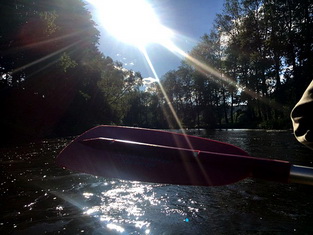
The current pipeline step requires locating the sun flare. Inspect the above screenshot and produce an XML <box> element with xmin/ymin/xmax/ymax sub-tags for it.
<box><xmin>88</xmin><ymin>0</ymin><xmax>173</xmax><ymax>47</ymax></box>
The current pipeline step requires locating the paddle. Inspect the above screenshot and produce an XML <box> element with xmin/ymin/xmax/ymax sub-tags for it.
<box><xmin>56</xmin><ymin>125</ymin><xmax>313</xmax><ymax>186</ymax></box>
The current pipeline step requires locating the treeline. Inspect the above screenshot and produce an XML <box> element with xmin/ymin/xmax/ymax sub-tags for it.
<box><xmin>1</xmin><ymin>0</ymin><xmax>312</xmax><ymax>143</ymax></box>
<box><xmin>157</xmin><ymin>0</ymin><xmax>313</xmax><ymax>129</ymax></box>
<box><xmin>0</xmin><ymin>0</ymin><xmax>142</xmax><ymax>143</ymax></box>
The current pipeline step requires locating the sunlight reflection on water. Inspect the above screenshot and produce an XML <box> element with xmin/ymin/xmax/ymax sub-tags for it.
<box><xmin>82</xmin><ymin>181</ymin><xmax>157</xmax><ymax>234</ymax></box>
<box><xmin>1</xmin><ymin>131</ymin><xmax>313</xmax><ymax>234</ymax></box>
<box><xmin>75</xmin><ymin>178</ymin><xmax>213</xmax><ymax>234</ymax></box>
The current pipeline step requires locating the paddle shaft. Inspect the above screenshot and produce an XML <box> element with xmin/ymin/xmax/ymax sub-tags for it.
<box><xmin>289</xmin><ymin>165</ymin><xmax>313</xmax><ymax>185</ymax></box>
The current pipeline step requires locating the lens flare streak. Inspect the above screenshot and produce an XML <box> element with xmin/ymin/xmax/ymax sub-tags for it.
<box><xmin>140</xmin><ymin>46</ymin><xmax>216</xmax><ymax>185</ymax></box>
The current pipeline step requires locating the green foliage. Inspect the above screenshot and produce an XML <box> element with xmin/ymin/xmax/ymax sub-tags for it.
<box><xmin>39</xmin><ymin>11</ymin><xmax>59</xmax><ymax>36</ymax></box>
<box><xmin>0</xmin><ymin>0</ymin><xmax>136</xmax><ymax>141</ymax></box>
<box><xmin>0</xmin><ymin>0</ymin><xmax>312</xmax><ymax>143</ymax></box>
<box><xmin>156</xmin><ymin>0</ymin><xmax>312</xmax><ymax>130</ymax></box>
<box><xmin>78</xmin><ymin>90</ymin><xmax>91</xmax><ymax>101</ymax></box>
<box><xmin>59</xmin><ymin>52</ymin><xmax>78</xmax><ymax>72</ymax></box>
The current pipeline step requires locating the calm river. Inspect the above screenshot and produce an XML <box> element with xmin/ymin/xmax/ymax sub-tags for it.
<box><xmin>1</xmin><ymin>129</ymin><xmax>313</xmax><ymax>234</ymax></box>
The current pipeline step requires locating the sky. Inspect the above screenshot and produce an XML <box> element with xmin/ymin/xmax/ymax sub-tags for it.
<box><xmin>84</xmin><ymin>0</ymin><xmax>225</xmax><ymax>79</ymax></box>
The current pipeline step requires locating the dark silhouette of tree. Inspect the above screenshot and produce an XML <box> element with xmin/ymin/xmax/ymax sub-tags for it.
<box><xmin>1</xmin><ymin>0</ymin><xmax>312</xmax><ymax>144</ymax></box>
<box><xmin>0</xmin><ymin>0</ymin><xmax>141</xmax><ymax>143</ymax></box>
<box><xmin>157</xmin><ymin>0</ymin><xmax>312</xmax><ymax>129</ymax></box>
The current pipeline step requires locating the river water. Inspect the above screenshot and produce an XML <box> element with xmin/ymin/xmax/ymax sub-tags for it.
<box><xmin>1</xmin><ymin>129</ymin><xmax>313</xmax><ymax>234</ymax></box>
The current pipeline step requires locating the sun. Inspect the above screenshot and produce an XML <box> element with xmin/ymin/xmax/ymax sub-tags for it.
<box><xmin>87</xmin><ymin>0</ymin><xmax>173</xmax><ymax>47</ymax></box>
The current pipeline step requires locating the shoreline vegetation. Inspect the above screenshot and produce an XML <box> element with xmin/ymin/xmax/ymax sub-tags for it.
<box><xmin>1</xmin><ymin>0</ymin><xmax>312</xmax><ymax>145</ymax></box>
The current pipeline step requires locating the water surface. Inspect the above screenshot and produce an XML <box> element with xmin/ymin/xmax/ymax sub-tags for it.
<box><xmin>1</xmin><ymin>129</ymin><xmax>313</xmax><ymax>234</ymax></box>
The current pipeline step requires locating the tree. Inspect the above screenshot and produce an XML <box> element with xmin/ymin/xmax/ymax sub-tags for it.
<box><xmin>0</xmin><ymin>0</ymin><xmax>140</xmax><ymax>142</ymax></box>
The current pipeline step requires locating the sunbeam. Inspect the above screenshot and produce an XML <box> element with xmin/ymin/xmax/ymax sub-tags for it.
<box><xmin>161</xmin><ymin>40</ymin><xmax>284</xmax><ymax>111</ymax></box>
<box><xmin>12</xmin><ymin>40</ymin><xmax>82</xmax><ymax>76</ymax></box>
<box><xmin>140</xmin><ymin>46</ymin><xmax>214</xmax><ymax>185</ymax></box>
<box><xmin>86</xmin><ymin>0</ymin><xmax>282</xmax><ymax>185</ymax></box>
<box><xmin>163</xmin><ymin>40</ymin><xmax>239</xmax><ymax>90</ymax></box>
<box><xmin>140</xmin><ymin>47</ymin><xmax>184</xmax><ymax>131</ymax></box>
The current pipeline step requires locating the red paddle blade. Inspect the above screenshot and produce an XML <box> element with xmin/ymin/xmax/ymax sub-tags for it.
<box><xmin>56</xmin><ymin>126</ymin><xmax>291</xmax><ymax>186</ymax></box>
